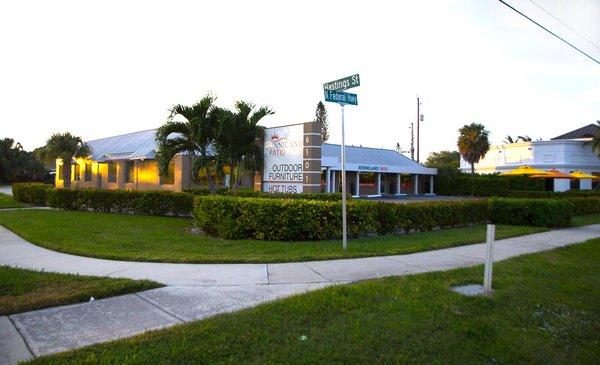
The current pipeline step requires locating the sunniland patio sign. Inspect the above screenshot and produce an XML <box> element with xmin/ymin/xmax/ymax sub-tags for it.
<box><xmin>263</xmin><ymin>123</ymin><xmax>304</xmax><ymax>193</ymax></box>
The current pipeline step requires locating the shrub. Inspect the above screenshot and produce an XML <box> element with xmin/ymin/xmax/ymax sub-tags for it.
<box><xmin>435</xmin><ymin>173</ymin><xmax>544</xmax><ymax>196</ymax></box>
<box><xmin>376</xmin><ymin>200</ymin><xmax>490</xmax><ymax>235</ymax></box>
<box><xmin>194</xmin><ymin>195</ymin><xmax>375</xmax><ymax>240</ymax></box>
<box><xmin>507</xmin><ymin>190</ymin><xmax>600</xmax><ymax>199</ymax></box>
<box><xmin>11</xmin><ymin>183</ymin><xmax>53</xmax><ymax>205</ymax></box>
<box><xmin>187</xmin><ymin>188</ymin><xmax>346</xmax><ymax>201</ymax></box>
<box><xmin>47</xmin><ymin>189</ymin><xmax>193</xmax><ymax>216</ymax></box>
<box><xmin>194</xmin><ymin>196</ymin><xmax>489</xmax><ymax>240</ymax></box>
<box><xmin>489</xmin><ymin>198</ymin><xmax>573</xmax><ymax>228</ymax></box>
<box><xmin>565</xmin><ymin>197</ymin><xmax>600</xmax><ymax>216</ymax></box>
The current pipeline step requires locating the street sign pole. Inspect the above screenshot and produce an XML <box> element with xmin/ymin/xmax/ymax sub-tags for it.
<box><xmin>322</xmin><ymin>74</ymin><xmax>359</xmax><ymax>252</ymax></box>
<box><xmin>340</xmin><ymin>103</ymin><xmax>347</xmax><ymax>250</ymax></box>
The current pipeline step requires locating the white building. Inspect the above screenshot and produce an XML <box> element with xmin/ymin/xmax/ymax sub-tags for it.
<box><xmin>460</xmin><ymin>124</ymin><xmax>600</xmax><ymax>192</ymax></box>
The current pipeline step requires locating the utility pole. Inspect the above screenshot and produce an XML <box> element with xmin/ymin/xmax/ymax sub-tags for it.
<box><xmin>410</xmin><ymin>122</ymin><xmax>414</xmax><ymax>160</ymax></box>
<box><xmin>416</xmin><ymin>96</ymin><xmax>421</xmax><ymax>163</ymax></box>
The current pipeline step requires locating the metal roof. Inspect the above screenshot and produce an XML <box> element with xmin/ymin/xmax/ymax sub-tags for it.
<box><xmin>85</xmin><ymin>129</ymin><xmax>436</xmax><ymax>175</ymax></box>
<box><xmin>322</xmin><ymin>143</ymin><xmax>437</xmax><ymax>174</ymax></box>
<box><xmin>551</xmin><ymin>124</ymin><xmax>599</xmax><ymax>140</ymax></box>
<box><xmin>87</xmin><ymin>129</ymin><xmax>158</xmax><ymax>162</ymax></box>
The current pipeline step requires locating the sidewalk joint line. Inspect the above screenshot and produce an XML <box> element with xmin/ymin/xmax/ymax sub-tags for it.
<box><xmin>7</xmin><ymin>315</ymin><xmax>36</xmax><ymax>358</ymax></box>
<box><xmin>133</xmin><ymin>293</ymin><xmax>186</xmax><ymax>323</ymax></box>
<box><xmin>301</xmin><ymin>263</ymin><xmax>334</xmax><ymax>282</ymax></box>
<box><xmin>265</xmin><ymin>264</ymin><xmax>270</xmax><ymax>285</ymax></box>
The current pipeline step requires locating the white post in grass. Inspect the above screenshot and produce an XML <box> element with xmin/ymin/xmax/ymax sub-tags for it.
<box><xmin>483</xmin><ymin>224</ymin><xmax>496</xmax><ymax>297</ymax></box>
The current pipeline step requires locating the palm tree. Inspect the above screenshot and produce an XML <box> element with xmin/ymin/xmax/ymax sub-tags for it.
<box><xmin>458</xmin><ymin>123</ymin><xmax>490</xmax><ymax>196</ymax></box>
<box><xmin>42</xmin><ymin>133</ymin><xmax>91</xmax><ymax>188</ymax></box>
<box><xmin>588</xmin><ymin>121</ymin><xmax>600</xmax><ymax>156</ymax></box>
<box><xmin>155</xmin><ymin>95</ymin><xmax>220</xmax><ymax>193</ymax></box>
<box><xmin>215</xmin><ymin>101</ymin><xmax>273</xmax><ymax>190</ymax></box>
<box><xmin>503</xmin><ymin>135</ymin><xmax>517</xmax><ymax>144</ymax></box>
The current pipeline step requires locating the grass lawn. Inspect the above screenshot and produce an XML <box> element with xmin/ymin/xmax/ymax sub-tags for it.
<box><xmin>0</xmin><ymin>209</ymin><xmax>549</xmax><ymax>263</ymax></box>
<box><xmin>0</xmin><ymin>192</ymin><xmax>28</xmax><ymax>209</ymax></box>
<box><xmin>30</xmin><ymin>239</ymin><xmax>600</xmax><ymax>364</ymax></box>
<box><xmin>0</xmin><ymin>266</ymin><xmax>161</xmax><ymax>315</ymax></box>
<box><xmin>570</xmin><ymin>213</ymin><xmax>600</xmax><ymax>227</ymax></box>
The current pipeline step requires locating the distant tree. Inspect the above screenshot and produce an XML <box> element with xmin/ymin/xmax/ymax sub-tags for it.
<box><xmin>42</xmin><ymin>133</ymin><xmax>91</xmax><ymax>188</ymax></box>
<box><xmin>0</xmin><ymin>139</ymin><xmax>46</xmax><ymax>183</ymax></box>
<box><xmin>457</xmin><ymin>123</ymin><xmax>490</xmax><ymax>175</ymax></box>
<box><xmin>425</xmin><ymin>150</ymin><xmax>460</xmax><ymax>170</ymax></box>
<box><xmin>156</xmin><ymin>95</ymin><xmax>220</xmax><ymax>193</ymax></box>
<box><xmin>585</xmin><ymin>120</ymin><xmax>600</xmax><ymax>157</ymax></box>
<box><xmin>396</xmin><ymin>142</ymin><xmax>401</xmax><ymax>153</ymax></box>
<box><xmin>215</xmin><ymin>101</ymin><xmax>274</xmax><ymax>190</ymax></box>
<box><xmin>314</xmin><ymin>101</ymin><xmax>329</xmax><ymax>142</ymax></box>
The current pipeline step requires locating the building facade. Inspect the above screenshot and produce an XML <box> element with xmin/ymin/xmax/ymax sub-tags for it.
<box><xmin>459</xmin><ymin>124</ymin><xmax>600</xmax><ymax>191</ymax></box>
<box><xmin>56</xmin><ymin>123</ymin><xmax>437</xmax><ymax>196</ymax></box>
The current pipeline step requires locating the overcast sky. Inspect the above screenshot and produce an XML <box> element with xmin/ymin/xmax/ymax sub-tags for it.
<box><xmin>1</xmin><ymin>0</ymin><xmax>599</xmax><ymax>161</ymax></box>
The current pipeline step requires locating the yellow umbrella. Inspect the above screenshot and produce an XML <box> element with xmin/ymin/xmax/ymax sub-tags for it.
<box><xmin>569</xmin><ymin>170</ymin><xmax>600</xmax><ymax>180</ymax></box>
<box><xmin>501</xmin><ymin>165</ymin><xmax>550</xmax><ymax>176</ymax></box>
<box><xmin>529</xmin><ymin>169</ymin><xmax>573</xmax><ymax>179</ymax></box>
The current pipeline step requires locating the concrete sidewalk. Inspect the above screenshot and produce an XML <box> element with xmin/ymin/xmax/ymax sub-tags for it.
<box><xmin>1</xmin><ymin>224</ymin><xmax>599</xmax><ymax>364</ymax></box>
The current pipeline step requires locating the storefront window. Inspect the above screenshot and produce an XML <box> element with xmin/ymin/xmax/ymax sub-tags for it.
<box><xmin>73</xmin><ymin>164</ymin><xmax>80</xmax><ymax>181</ymax></box>
<box><xmin>160</xmin><ymin>161</ymin><xmax>175</xmax><ymax>185</ymax></box>
<box><xmin>108</xmin><ymin>162</ymin><xmax>117</xmax><ymax>183</ymax></box>
<box><xmin>125</xmin><ymin>161</ymin><xmax>135</xmax><ymax>183</ymax></box>
<box><xmin>84</xmin><ymin>163</ymin><xmax>92</xmax><ymax>182</ymax></box>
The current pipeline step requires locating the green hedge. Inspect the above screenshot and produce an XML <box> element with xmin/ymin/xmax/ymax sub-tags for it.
<box><xmin>507</xmin><ymin>190</ymin><xmax>600</xmax><ymax>199</ymax></box>
<box><xmin>12</xmin><ymin>183</ymin><xmax>54</xmax><ymax>205</ymax></box>
<box><xmin>194</xmin><ymin>195</ymin><xmax>375</xmax><ymax>240</ymax></box>
<box><xmin>435</xmin><ymin>173</ymin><xmax>544</xmax><ymax>196</ymax></box>
<box><xmin>188</xmin><ymin>188</ymin><xmax>346</xmax><ymax>201</ymax></box>
<box><xmin>194</xmin><ymin>196</ymin><xmax>489</xmax><ymax>240</ymax></box>
<box><xmin>47</xmin><ymin>189</ymin><xmax>193</xmax><ymax>216</ymax></box>
<box><xmin>489</xmin><ymin>198</ymin><xmax>573</xmax><ymax>228</ymax></box>
<box><xmin>565</xmin><ymin>197</ymin><xmax>600</xmax><ymax>216</ymax></box>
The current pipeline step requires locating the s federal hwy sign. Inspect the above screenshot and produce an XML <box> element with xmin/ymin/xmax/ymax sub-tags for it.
<box><xmin>323</xmin><ymin>74</ymin><xmax>360</xmax><ymax>91</ymax></box>
<box><xmin>324</xmin><ymin>89</ymin><xmax>358</xmax><ymax>106</ymax></box>
<box><xmin>322</xmin><ymin>73</ymin><xmax>360</xmax><ymax>251</ymax></box>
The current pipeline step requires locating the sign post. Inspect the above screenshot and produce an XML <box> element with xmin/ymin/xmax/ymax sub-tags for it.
<box><xmin>483</xmin><ymin>224</ymin><xmax>495</xmax><ymax>297</ymax></box>
<box><xmin>323</xmin><ymin>74</ymin><xmax>360</xmax><ymax>251</ymax></box>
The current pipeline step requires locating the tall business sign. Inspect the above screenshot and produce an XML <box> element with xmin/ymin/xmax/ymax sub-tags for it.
<box><xmin>262</xmin><ymin>122</ymin><xmax>321</xmax><ymax>194</ymax></box>
<box><xmin>323</xmin><ymin>73</ymin><xmax>360</xmax><ymax>251</ymax></box>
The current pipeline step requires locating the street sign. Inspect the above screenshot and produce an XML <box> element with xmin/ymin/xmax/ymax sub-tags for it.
<box><xmin>323</xmin><ymin>74</ymin><xmax>360</xmax><ymax>92</ymax></box>
<box><xmin>324</xmin><ymin>89</ymin><xmax>358</xmax><ymax>105</ymax></box>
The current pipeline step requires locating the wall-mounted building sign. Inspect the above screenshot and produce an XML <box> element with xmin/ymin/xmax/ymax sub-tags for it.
<box><xmin>358</xmin><ymin>165</ymin><xmax>390</xmax><ymax>172</ymax></box>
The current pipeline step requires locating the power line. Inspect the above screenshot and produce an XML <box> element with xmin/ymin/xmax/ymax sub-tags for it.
<box><xmin>497</xmin><ymin>0</ymin><xmax>600</xmax><ymax>65</ymax></box>
<box><xmin>527</xmin><ymin>0</ymin><xmax>600</xmax><ymax>51</ymax></box>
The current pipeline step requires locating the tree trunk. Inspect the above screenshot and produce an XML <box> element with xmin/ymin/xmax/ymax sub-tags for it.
<box><xmin>231</xmin><ymin>159</ymin><xmax>238</xmax><ymax>191</ymax></box>
<box><xmin>205</xmin><ymin>166</ymin><xmax>216</xmax><ymax>194</ymax></box>
<box><xmin>63</xmin><ymin>161</ymin><xmax>71</xmax><ymax>188</ymax></box>
<box><xmin>470</xmin><ymin>162</ymin><xmax>475</xmax><ymax>196</ymax></box>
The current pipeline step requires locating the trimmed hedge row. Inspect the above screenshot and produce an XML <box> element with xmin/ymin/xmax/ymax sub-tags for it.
<box><xmin>194</xmin><ymin>196</ymin><xmax>490</xmax><ymax>240</ymax></box>
<box><xmin>11</xmin><ymin>183</ymin><xmax>54</xmax><ymax>205</ymax></box>
<box><xmin>47</xmin><ymin>189</ymin><xmax>193</xmax><ymax>216</ymax></box>
<box><xmin>507</xmin><ymin>190</ymin><xmax>600</xmax><ymax>199</ymax></box>
<box><xmin>489</xmin><ymin>198</ymin><xmax>573</xmax><ymax>228</ymax></box>
<box><xmin>188</xmin><ymin>188</ymin><xmax>347</xmax><ymax>201</ymax></box>
<box><xmin>435</xmin><ymin>173</ymin><xmax>544</xmax><ymax>196</ymax></box>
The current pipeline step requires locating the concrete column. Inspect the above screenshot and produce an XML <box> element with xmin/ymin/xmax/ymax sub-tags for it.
<box><xmin>355</xmin><ymin>171</ymin><xmax>360</xmax><ymax>197</ymax></box>
<box><xmin>331</xmin><ymin>171</ymin><xmax>336</xmax><ymax>193</ymax></box>
<box><xmin>376</xmin><ymin>173</ymin><xmax>381</xmax><ymax>196</ymax></box>
<box><xmin>429</xmin><ymin>174</ymin><xmax>434</xmax><ymax>195</ymax></box>
<box><xmin>414</xmin><ymin>175</ymin><xmax>419</xmax><ymax>195</ymax></box>
<box><xmin>325</xmin><ymin>168</ymin><xmax>331</xmax><ymax>193</ymax></box>
<box><xmin>396</xmin><ymin>174</ymin><xmax>401</xmax><ymax>195</ymax></box>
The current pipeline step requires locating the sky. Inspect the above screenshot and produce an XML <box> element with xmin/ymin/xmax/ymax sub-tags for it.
<box><xmin>1</xmin><ymin>0</ymin><xmax>599</xmax><ymax>161</ymax></box>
